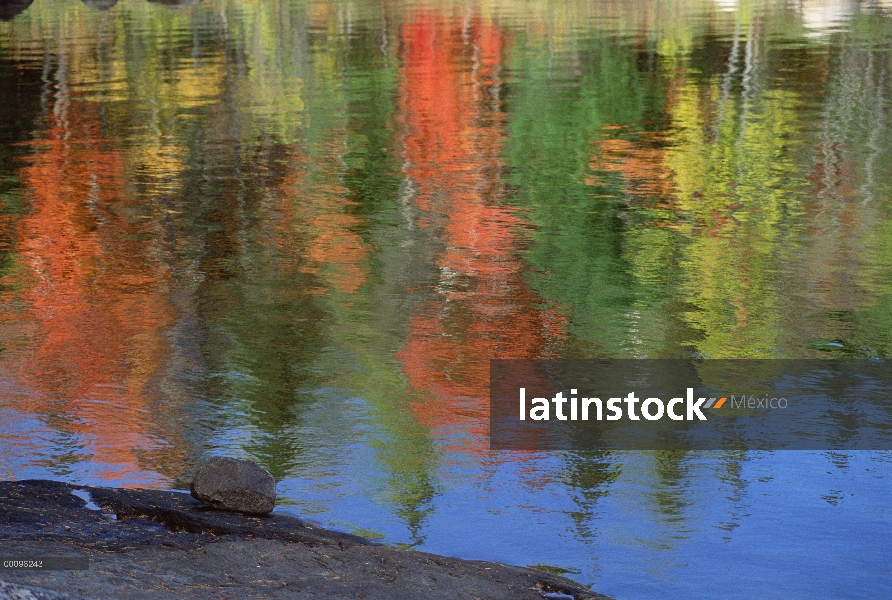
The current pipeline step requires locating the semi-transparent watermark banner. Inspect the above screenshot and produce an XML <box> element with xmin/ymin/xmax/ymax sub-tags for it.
<box><xmin>489</xmin><ymin>360</ymin><xmax>892</xmax><ymax>450</ymax></box>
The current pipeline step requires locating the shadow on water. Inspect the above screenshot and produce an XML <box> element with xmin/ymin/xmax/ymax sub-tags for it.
<box><xmin>81</xmin><ymin>0</ymin><xmax>118</xmax><ymax>10</ymax></box>
<box><xmin>0</xmin><ymin>0</ymin><xmax>202</xmax><ymax>19</ymax></box>
<box><xmin>0</xmin><ymin>0</ymin><xmax>33</xmax><ymax>21</ymax></box>
<box><xmin>147</xmin><ymin>0</ymin><xmax>201</xmax><ymax>7</ymax></box>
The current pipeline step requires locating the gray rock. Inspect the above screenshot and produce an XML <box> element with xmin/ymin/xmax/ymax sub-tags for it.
<box><xmin>189</xmin><ymin>457</ymin><xmax>276</xmax><ymax>515</ymax></box>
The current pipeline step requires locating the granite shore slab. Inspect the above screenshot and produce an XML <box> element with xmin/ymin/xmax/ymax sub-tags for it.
<box><xmin>0</xmin><ymin>480</ymin><xmax>611</xmax><ymax>600</ymax></box>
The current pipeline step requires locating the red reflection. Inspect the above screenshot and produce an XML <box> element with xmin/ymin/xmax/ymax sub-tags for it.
<box><xmin>396</xmin><ymin>14</ymin><xmax>566</xmax><ymax>453</ymax></box>
<box><xmin>10</xmin><ymin>99</ymin><xmax>181</xmax><ymax>485</ymax></box>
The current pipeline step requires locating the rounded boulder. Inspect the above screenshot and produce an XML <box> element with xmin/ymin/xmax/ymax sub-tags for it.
<box><xmin>190</xmin><ymin>457</ymin><xmax>276</xmax><ymax>515</ymax></box>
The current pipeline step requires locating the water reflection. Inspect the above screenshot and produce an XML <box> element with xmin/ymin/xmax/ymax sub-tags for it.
<box><xmin>0</xmin><ymin>1</ymin><xmax>30</xmax><ymax>21</ymax></box>
<box><xmin>1</xmin><ymin>0</ymin><xmax>892</xmax><ymax>597</ymax></box>
<box><xmin>0</xmin><ymin>0</ymin><xmax>203</xmax><ymax>19</ymax></box>
<box><xmin>147</xmin><ymin>0</ymin><xmax>200</xmax><ymax>7</ymax></box>
<box><xmin>397</xmin><ymin>13</ymin><xmax>566</xmax><ymax>454</ymax></box>
<box><xmin>2</xmin><ymin>76</ymin><xmax>181</xmax><ymax>484</ymax></box>
<box><xmin>81</xmin><ymin>0</ymin><xmax>117</xmax><ymax>10</ymax></box>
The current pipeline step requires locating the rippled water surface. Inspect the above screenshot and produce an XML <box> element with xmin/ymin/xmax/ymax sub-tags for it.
<box><xmin>2</xmin><ymin>0</ymin><xmax>892</xmax><ymax>597</ymax></box>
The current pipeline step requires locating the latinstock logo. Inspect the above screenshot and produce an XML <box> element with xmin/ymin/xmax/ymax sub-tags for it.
<box><xmin>489</xmin><ymin>359</ymin><xmax>892</xmax><ymax>451</ymax></box>
<box><xmin>517</xmin><ymin>388</ymin><xmax>741</xmax><ymax>422</ymax></box>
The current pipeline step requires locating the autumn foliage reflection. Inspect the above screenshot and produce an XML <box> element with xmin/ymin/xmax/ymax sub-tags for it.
<box><xmin>12</xmin><ymin>98</ymin><xmax>181</xmax><ymax>485</ymax></box>
<box><xmin>396</xmin><ymin>13</ymin><xmax>566</xmax><ymax>452</ymax></box>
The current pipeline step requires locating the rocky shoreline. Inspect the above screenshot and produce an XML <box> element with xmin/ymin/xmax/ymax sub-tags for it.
<box><xmin>0</xmin><ymin>480</ymin><xmax>610</xmax><ymax>599</ymax></box>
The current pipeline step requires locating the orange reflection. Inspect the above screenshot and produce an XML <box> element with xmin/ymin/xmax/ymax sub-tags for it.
<box><xmin>396</xmin><ymin>13</ymin><xmax>566</xmax><ymax>453</ymax></box>
<box><xmin>588</xmin><ymin>127</ymin><xmax>677</xmax><ymax>206</ymax></box>
<box><xmin>10</xmin><ymin>98</ymin><xmax>181</xmax><ymax>485</ymax></box>
<box><xmin>297</xmin><ymin>146</ymin><xmax>369</xmax><ymax>295</ymax></box>
<box><xmin>269</xmin><ymin>139</ymin><xmax>370</xmax><ymax>295</ymax></box>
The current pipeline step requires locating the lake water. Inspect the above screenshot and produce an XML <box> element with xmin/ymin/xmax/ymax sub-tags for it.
<box><xmin>2</xmin><ymin>0</ymin><xmax>892</xmax><ymax>597</ymax></box>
